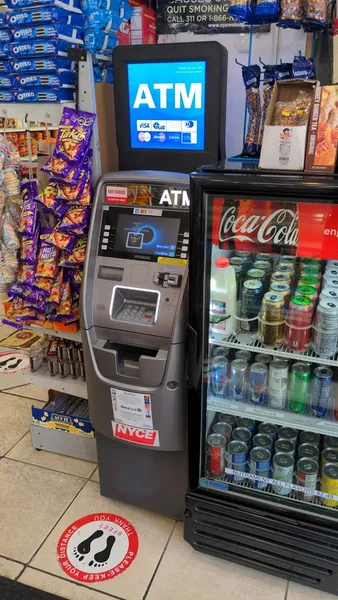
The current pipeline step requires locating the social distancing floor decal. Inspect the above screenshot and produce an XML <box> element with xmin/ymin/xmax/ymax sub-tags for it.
<box><xmin>57</xmin><ymin>513</ymin><xmax>139</xmax><ymax>583</ymax></box>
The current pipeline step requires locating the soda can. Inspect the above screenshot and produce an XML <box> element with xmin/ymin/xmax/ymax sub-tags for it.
<box><xmin>240</xmin><ymin>279</ymin><xmax>264</xmax><ymax>333</ymax></box>
<box><xmin>296</xmin><ymin>458</ymin><xmax>319</xmax><ymax>501</ymax></box>
<box><xmin>324</xmin><ymin>435</ymin><xmax>338</xmax><ymax>450</ymax></box>
<box><xmin>301</xmin><ymin>266</ymin><xmax>322</xmax><ymax>279</ymax></box>
<box><xmin>255</xmin><ymin>353</ymin><xmax>272</xmax><ymax>364</ymax></box>
<box><xmin>256</xmin><ymin>252</ymin><xmax>274</xmax><ymax>263</ymax></box>
<box><xmin>289</xmin><ymin>362</ymin><xmax>311</xmax><ymax>414</ymax></box>
<box><xmin>276</xmin><ymin>263</ymin><xmax>295</xmax><ymax>278</ymax></box>
<box><xmin>232</xmin><ymin>427</ymin><xmax>252</xmax><ymax>447</ymax></box>
<box><xmin>275</xmin><ymin>439</ymin><xmax>296</xmax><ymax>456</ymax></box>
<box><xmin>310</xmin><ymin>366</ymin><xmax>333</xmax><ymax>418</ymax></box>
<box><xmin>253</xmin><ymin>260</ymin><xmax>271</xmax><ymax>275</ymax></box>
<box><xmin>211</xmin><ymin>356</ymin><xmax>229</xmax><ymax>397</ymax></box>
<box><xmin>230</xmin><ymin>257</ymin><xmax>246</xmax><ymax>300</ymax></box>
<box><xmin>324</xmin><ymin>268</ymin><xmax>338</xmax><ymax>283</ymax></box>
<box><xmin>227</xmin><ymin>440</ymin><xmax>248</xmax><ymax>482</ymax></box>
<box><xmin>295</xmin><ymin>285</ymin><xmax>318</xmax><ymax>306</ymax></box>
<box><xmin>213</xmin><ymin>422</ymin><xmax>232</xmax><ymax>445</ymax></box>
<box><xmin>206</xmin><ymin>434</ymin><xmax>226</xmax><ymax>475</ymax></box>
<box><xmin>321</xmin><ymin>463</ymin><xmax>338</xmax><ymax>507</ymax></box>
<box><xmin>230</xmin><ymin>256</ymin><xmax>246</xmax><ymax>268</ymax></box>
<box><xmin>299</xmin><ymin>431</ymin><xmax>320</xmax><ymax>446</ymax></box>
<box><xmin>298</xmin><ymin>443</ymin><xmax>320</xmax><ymax>461</ymax></box>
<box><xmin>320</xmin><ymin>288</ymin><xmax>338</xmax><ymax>301</ymax></box>
<box><xmin>235</xmin><ymin>250</ymin><xmax>252</xmax><ymax>261</ymax></box>
<box><xmin>324</xmin><ymin>279</ymin><xmax>338</xmax><ymax>292</ymax></box>
<box><xmin>250</xmin><ymin>447</ymin><xmax>271</xmax><ymax>489</ymax></box>
<box><xmin>312</xmin><ymin>300</ymin><xmax>338</xmax><ymax>358</ymax></box>
<box><xmin>229</xmin><ymin>359</ymin><xmax>248</xmax><ymax>402</ymax></box>
<box><xmin>299</xmin><ymin>275</ymin><xmax>320</xmax><ymax>292</ymax></box>
<box><xmin>270</xmin><ymin>272</ymin><xmax>292</xmax><ymax>286</ymax></box>
<box><xmin>268</xmin><ymin>358</ymin><xmax>289</xmax><ymax>410</ymax></box>
<box><xmin>285</xmin><ymin>296</ymin><xmax>313</xmax><ymax>352</ymax></box>
<box><xmin>247</xmin><ymin>268</ymin><xmax>266</xmax><ymax>285</ymax></box>
<box><xmin>235</xmin><ymin>350</ymin><xmax>252</xmax><ymax>362</ymax></box>
<box><xmin>218</xmin><ymin>413</ymin><xmax>237</xmax><ymax>430</ymax></box>
<box><xmin>270</xmin><ymin>282</ymin><xmax>291</xmax><ymax>307</ymax></box>
<box><xmin>258</xmin><ymin>422</ymin><xmax>278</xmax><ymax>441</ymax></box>
<box><xmin>237</xmin><ymin>417</ymin><xmax>256</xmax><ymax>432</ymax></box>
<box><xmin>258</xmin><ymin>291</ymin><xmax>285</xmax><ymax>347</ymax></box>
<box><xmin>272</xmin><ymin>453</ymin><xmax>294</xmax><ymax>496</ymax></box>
<box><xmin>301</xmin><ymin>258</ymin><xmax>321</xmax><ymax>267</ymax></box>
<box><xmin>212</xmin><ymin>346</ymin><xmax>230</xmax><ymax>358</ymax></box>
<box><xmin>326</xmin><ymin>260</ymin><xmax>338</xmax><ymax>269</ymax></box>
<box><xmin>249</xmin><ymin>362</ymin><xmax>268</xmax><ymax>405</ymax></box>
<box><xmin>322</xmin><ymin>448</ymin><xmax>338</xmax><ymax>466</ymax></box>
<box><xmin>252</xmin><ymin>433</ymin><xmax>273</xmax><ymax>452</ymax></box>
<box><xmin>278</xmin><ymin>426</ymin><xmax>298</xmax><ymax>445</ymax></box>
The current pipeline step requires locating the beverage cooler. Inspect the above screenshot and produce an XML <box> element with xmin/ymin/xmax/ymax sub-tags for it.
<box><xmin>184</xmin><ymin>165</ymin><xmax>338</xmax><ymax>595</ymax></box>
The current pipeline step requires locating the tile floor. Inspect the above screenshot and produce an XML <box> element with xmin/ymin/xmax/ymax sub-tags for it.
<box><xmin>0</xmin><ymin>383</ymin><xmax>337</xmax><ymax>600</ymax></box>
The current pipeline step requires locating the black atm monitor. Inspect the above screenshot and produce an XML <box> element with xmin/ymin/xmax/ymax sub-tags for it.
<box><xmin>112</xmin><ymin>42</ymin><xmax>227</xmax><ymax>173</ymax></box>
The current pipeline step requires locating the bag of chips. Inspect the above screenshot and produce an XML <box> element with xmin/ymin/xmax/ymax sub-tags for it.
<box><xmin>303</xmin><ymin>0</ymin><xmax>328</xmax><ymax>29</ymax></box>
<box><xmin>274</xmin><ymin>63</ymin><xmax>292</xmax><ymax>80</ymax></box>
<box><xmin>58</xmin><ymin>206</ymin><xmax>91</xmax><ymax>233</ymax></box>
<box><xmin>292</xmin><ymin>55</ymin><xmax>316</xmax><ymax>79</ymax></box>
<box><xmin>227</xmin><ymin>0</ymin><xmax>253</xmax><ymax>21</ymax></box>
<box><xmin>59</xmin><ymin>236</ymin><xmax>87</xmax><ymax>267</ymax></box>
<box><xmin>54</xmin><ymin>107</ymin><xmax>96</xmax><ymax>164</ymax></box>
<box><xmin>36</xmin><ymin>243</ymin><xmax>59</xmax><ymax>279</ymax></box>
<box><xmin>18</xmin><ymin>196</ymin><xmax>37</xmax><ymax>235</ymax></box>
<box><xmin>278</xmin><ymin>0</ymin><xmax>302</xmax><ymax>28</ymax></box>
<box><xmin>241</xmin><ymin>65</ymin><xmax>262</xmax><ymax>157</ymax></box>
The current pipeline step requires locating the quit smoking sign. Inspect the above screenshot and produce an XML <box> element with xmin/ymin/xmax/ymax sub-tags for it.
<box><xmin>57</xmin><ymin>513</ymin><xmax>138</xmax><ymax>583</ymax></box>
<box><xmin>127</xmin><ymin>61</ymin><xmax>206</xmax><ymax>151</ymax></box>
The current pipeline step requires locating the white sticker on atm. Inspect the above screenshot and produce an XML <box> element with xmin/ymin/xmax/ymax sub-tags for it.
<box><xmin>106</xmin><ymin>185</ymin><xmax>128</xmax><ymax>204</ymax></box>
<box><xmin>112</xmin><ymin>422</ymin><xmax>160</xmax><ymax>447</ymax></box>
<box><xmin>111</xmin><ymin>388</ymin><xmax>153</xmax><ymax>430</ymax></box>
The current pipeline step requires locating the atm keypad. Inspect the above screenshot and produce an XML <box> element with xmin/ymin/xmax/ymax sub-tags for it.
<box><xmin>117</xmin><ymin>304</ymin><xmax>155</xmax><ymax>324</ymax></box>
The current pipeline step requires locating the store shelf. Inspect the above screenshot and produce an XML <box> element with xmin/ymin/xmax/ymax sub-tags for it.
<box><xmin>208</xmin><ymin>394</ymin><xmax>338</xmax><ymax>436</ymax></box>
<box><xmin>0</xmin><ymin>126</ymin><xmax>59</xmax><ymax>133</ymax></box>
<box><xmin>0</xmin><ymin>103</ymin><xmax>75</xmax><ymax>123</ymax></box>
<box><xmin>28</xmin><ymin>324</ymin><xmax>82</xmax><ymax>343</ymax></box>
<box><xmin>25</xmin><ymin>364</ymin><xmax>87</xmax><ymax>399</ymax></box>
<box><xmin>209</xmin><ymin>334</ymin><xmax>338</xmax><ymax>367</ymax></box>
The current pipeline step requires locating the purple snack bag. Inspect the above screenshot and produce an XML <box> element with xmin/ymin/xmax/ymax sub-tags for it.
<box><xmin>20</xmin><ymin>221</ymin><xmax>39</xmax><ymax>264</ymax></box>
<box><xmin>18</xmin><ymin>196</ymin><xmax>37</xmax><ymax>235</ymax></box>
<box><xmin>58</xmin><ymin>206</ymin><xmax>91</xmax><ymax>233</ymax></box>
<box><xmin>41</xmin><ymin>154</ymin><xmax>74</xmax><ymax>179</ymax></box>
<box><xmin>54</xmin><ymin>107</ymin><xmax>96</xmax><ymax>164</ymax></box>
<box><xmin>21</xmin><ymin>179</ymin><xmax>38</xmax><ymax>201</ymax></box>
<box><xmin>50</xmin><ymin>147</ymin><xmax>90</xmax><ymax>186</ymax></box>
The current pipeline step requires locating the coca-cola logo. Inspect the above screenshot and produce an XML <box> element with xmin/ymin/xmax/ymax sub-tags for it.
<box><xmin>219</xmin><ymin>206</ymin><xmax>299</xmax><ymax>246</ymax></box>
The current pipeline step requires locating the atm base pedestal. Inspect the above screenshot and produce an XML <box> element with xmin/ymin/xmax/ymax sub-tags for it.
<box><xmin>96</xmin><ymin>432</ymin><xmax>188</xmax><ymax>520</ymax></box>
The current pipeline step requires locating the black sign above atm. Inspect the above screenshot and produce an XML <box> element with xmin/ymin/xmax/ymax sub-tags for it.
<box><xmin>99</xmin><ymin>205</ymin><xmax>189</xmax><ymax>264</ymax></box>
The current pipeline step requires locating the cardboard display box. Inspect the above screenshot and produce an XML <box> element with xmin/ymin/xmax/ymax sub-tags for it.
<box><xmin>305</xmin><ymin>85</ymin><xmax>338</xmax><ymax>173</ymax></box>
<box><xmin>131</xmin><ymin>5</ymin><xmax>156</xmax><ymax>45</ymax></box>
<box><xmin>259</xmin><ymin>79</ymin><xmax>316</xmax><ymax>171</ymax></box>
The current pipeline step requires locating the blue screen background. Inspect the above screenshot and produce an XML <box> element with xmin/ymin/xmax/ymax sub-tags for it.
<box><xmin>128</xmin><ymin>61</ymin><xmax>206</xmax><ymax>151</ymax></box>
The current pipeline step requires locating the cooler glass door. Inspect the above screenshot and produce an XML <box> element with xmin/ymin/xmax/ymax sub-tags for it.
<box><xmin>195</xmin><ymin>193</ymin><xmax>338</xmax><ymax>515</ymax></box>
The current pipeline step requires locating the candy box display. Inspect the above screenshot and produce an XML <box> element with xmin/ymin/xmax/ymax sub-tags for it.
<box><xmin>32</xmin><ymin>392</ymin><xmax>94</xmax><ymax>438</ymax></box>
<box><xmin>305</xmin><ymin>85</ymin><xmax>338</xmax><ymax>173</ymax></box>
<box><xmin>259</xmin><ymin>79</ymin><xmax>316</xmax><ymax>171</ymax></box>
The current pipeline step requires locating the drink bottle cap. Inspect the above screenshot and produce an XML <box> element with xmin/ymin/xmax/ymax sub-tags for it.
<box><xmin>215</xmin><ymin>257</ymin><xmax>230</xmax><ymax>268</ymax></box>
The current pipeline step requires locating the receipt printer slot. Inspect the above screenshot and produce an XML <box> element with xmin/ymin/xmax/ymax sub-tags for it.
<box><xmin>110</xmin><ymin>286</ymin><xmax>160</xmax><ymax>325</ymax></box>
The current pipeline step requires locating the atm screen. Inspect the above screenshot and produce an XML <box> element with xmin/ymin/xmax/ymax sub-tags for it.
<box><xmin>114</xmin><ymin>214</ymin><xmax>181</xmax><ymax>257</ymax></box>
<box><xmin>127</xmin><ymin>60</ymin><xmax>206</xmax><ymax>151</ymax></box>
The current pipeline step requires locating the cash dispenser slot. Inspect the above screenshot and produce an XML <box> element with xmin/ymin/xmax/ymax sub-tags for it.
<box><xmin>110</xmin><ymin>286</ymin><xmax>160</xmax><ymax>325</ymax></box>
<box><xmin>93</xmin><ymin>338</ymin><xmax>167</xmax><ymax>386</ymax></box>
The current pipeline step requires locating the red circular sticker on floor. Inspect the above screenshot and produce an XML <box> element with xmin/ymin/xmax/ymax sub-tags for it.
<box><xmin>57</xmin><ymin>513</ymin><xmax>139</xmax><ymax>583</ymax></box>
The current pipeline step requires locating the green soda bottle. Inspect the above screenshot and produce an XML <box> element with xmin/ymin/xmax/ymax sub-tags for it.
<box><xmin>289</xmin><ymin>362</ymin><xmax>311</xmax><ymax>414</ymax></box>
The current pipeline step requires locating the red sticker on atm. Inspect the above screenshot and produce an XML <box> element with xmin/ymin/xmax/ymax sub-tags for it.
<box><xmin>106</xmin><ymin>185</ymin><xmax>128</xmax><ymax>204</ymax></box>
<box><xmin>112</xmin><ymin>422</ymin><xmax>160</xmax><ymax>447</ymax></box>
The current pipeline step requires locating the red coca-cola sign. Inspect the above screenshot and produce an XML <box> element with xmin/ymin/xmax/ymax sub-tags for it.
<box><xmin>211</xmin><ymin>198</ymin><xmax>338</xmax><ymax>259</ymax></box>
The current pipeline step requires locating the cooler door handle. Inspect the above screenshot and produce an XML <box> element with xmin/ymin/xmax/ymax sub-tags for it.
<box><xmin>187</xmin><ymin>324</ymin><xmax>197</xmax><ymax>389</ymax></box>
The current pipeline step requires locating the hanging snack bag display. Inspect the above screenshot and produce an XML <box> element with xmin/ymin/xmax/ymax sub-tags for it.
<box><xmin>240</xmin><ymin>65</ymin><xmax>262</xmax><ymax>157</ymax></box>
<box><xmin>303</xmin><ymin>0</ymin><xmax>329</xmax><ymax>30</ymax></box>
<box><xmin>278</xmin><ymin>0</ymin><xmax>302</xmax><ymax>28</ymax></box>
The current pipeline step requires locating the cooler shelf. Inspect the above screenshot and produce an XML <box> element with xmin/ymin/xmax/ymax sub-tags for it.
<box><xmin>207</xmin><ymin>394</ymin><xmax>338</xmax><ymax>437</ymax></box>
<box><xmin>209</xmin><ymin>334</ymin><xmax>338</xmax><ymax>368</ymax></box>
<box><xmin>25</xmin><ymin>364</ymin><xmax>87</xmax><ymax>399</ymax></box>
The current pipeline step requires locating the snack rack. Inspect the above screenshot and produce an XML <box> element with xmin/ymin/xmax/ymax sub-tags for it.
<box><xmin>0</xmin><ymin>53</ymin><xmax>100</xmax><ymax>403</ymax></box>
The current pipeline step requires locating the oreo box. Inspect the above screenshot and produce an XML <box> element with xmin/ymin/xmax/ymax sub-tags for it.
<box><xmin>0</xmin><ymin>75</ymin><xmax>14</xmax><ymax>88</ymax></box>
<box><xmin>0</xmin><ymin>90</ymin><xmax>16</xmax><ymax>102</ymax></box>
<box><xmin>7</xmin><ymin>39</ymin><xmax>77</xmax><ymax>57</ymax></box>
<box><xmin>14</xmin><ymin>86</ymin><xmax>76</xmax><ymax>102</ymax></box>
<box><xmin>6</xmin><ymin>7</ymin><xmax>84</xmax><ymax>27</ymax></box>
<box><xmin>15</xmin><ymin>71</ymin><xmax>77</xmax><ymax>87</ymax></box>
<box><xmin>0</xmin><ymin>61</ymin><xmax>11</xmax><ymax>74</ymax></box>
<box><xmin>0</xmin><ymin>30</ymin><xmax>11</xmax><ymax>43</ymax></box>
<box><xmin>11</xmin><ymin>56</ymin><xmax>74</xmax><ymax>73</ymax></box>
<box><xmin>11</xmin><ymin>24</ymin><xmax>83</xmax><ymax>44</ymax></box>
<box><xmin>6</xmin><ymin>0</ymin><xmax>82</xmax><ymax>13</ymax></box>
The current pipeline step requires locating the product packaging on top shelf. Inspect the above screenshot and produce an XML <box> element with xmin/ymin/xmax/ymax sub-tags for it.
<box><xmin>10</xmin><ymin>56</ymin><xmax>74</xmax><ymax>72</ymax></box>
<box><xmin>4</xmin><ymin>0</ymin><xmax>82</xmax><ymax>13</ymax></box>
<box><xmin>6</xmin><ymin>38</ymin><xmax>78</xmax><ymax>57</ymax></box>
<box><xmin>305</xmin><ymin>85</ymin><xmax>338</xmax><ymax>173</ymax></box>
<box><xmin>5</xmin><ymin>6</ymin><xmax>84</xmax><ymax>27</ymax></box>
<box><xmin>14</xmin><ymin>87</ymin><xmax>76</xmax><ymax>102</ymax></box>
<box><xmin>259</xmin><ymin>78</ymin><xmax>316</xmax><ymax>171</ymax></box>
<box><xmin>130</xmin><ymin>5</ymin><xmax>156</xmax><ymax>45</ymax></box>
<box><xmin>0</xmin><ymin>61</ymin><xmax>12</xmax><ymax>74</ymax></box>
<box><xmin>9</xmin><ymin>23</ymin><xmax>84</xmax><ymax>43</ymax></box>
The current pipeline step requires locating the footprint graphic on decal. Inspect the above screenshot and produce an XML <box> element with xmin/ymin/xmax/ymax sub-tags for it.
<box><xmin>88</xmin><ymin>535</ymin><xmax>116</xmax><ymax>568</ymax></box>
<box><xmin>73</xmin><ymin>530</ymin><xmax>104</xmax><ymax>562</ymax></box>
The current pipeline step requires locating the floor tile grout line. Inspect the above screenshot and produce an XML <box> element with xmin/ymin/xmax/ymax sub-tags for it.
<box><xmin>284</xmin><ymin>580</ymin><xmax>289</xmax><ymax>600</ymax></box>
<box><xmin>14</xmin><ymin>564</ymin><xmax>26</xmax><ymax>582</ymax></box>
<box><xmin>0</xmin><ymin>553</ymin><xmax>25</xmax><ymax>567</ymax></box>
<box><xmin>21</xmin><ymin>565</ymin><xmax>127</xmax><ymax>600</ymax></box>
<box><xmin>4</xmin><ymin>455</ymin><xmax>97</xmax><ymax>481</ymax></box>
<box><xmin>142</xmin><ymin>520</ymin><xmax>177</xmax><ymax>600</ymax></box>
<box><xmin>2</xmin><ymin>390</ymin><xmax>47</xmax><ymax>402</ymax></box>
<box><xmin>26</xmin><ymin>475</ymin><xmax>90</xmax><ymax>568</ymax></box>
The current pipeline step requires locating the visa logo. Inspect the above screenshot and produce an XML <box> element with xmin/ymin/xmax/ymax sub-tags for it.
<box><xmin>133</xmin><ymin>83</ymin><xmax>202</xmax><ymax>109</ymax></box>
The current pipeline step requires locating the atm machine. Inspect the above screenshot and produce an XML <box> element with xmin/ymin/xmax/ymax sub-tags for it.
<box><xmin>81</xmin><ymin>171</ymin><xmax>190</xmax><ymax>518</ymax></box>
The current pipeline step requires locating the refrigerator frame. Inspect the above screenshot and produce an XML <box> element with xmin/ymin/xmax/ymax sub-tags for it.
<box><xmin>185</xmin><ymin>169</ymin><xmax>338</xmax><ymax>595</ymax></box>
